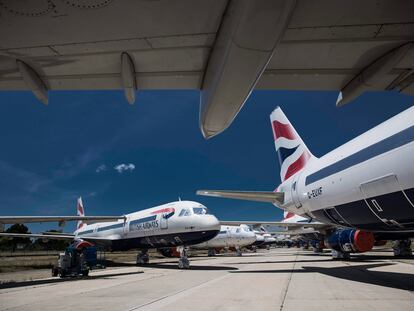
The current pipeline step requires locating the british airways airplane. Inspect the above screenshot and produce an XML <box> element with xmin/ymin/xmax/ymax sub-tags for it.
<box><xmin>0</xmin><ymin>198</ymin><xmax>220</xmax><ymax>269</ymax></box>
<box><xmin>198</xmin><ymin>105</ymin><xmax>414</xmax><ymax>259</ymax></box>
<box><xmin>192</xmin><ymin>224</ymin><xmax>256</xmax><ymax>256</ymax></box>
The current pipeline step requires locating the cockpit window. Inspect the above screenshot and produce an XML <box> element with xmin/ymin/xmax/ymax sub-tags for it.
<box><xmin>242</xmin><ymin>226</ymin><xmax>251</xmax><ymax>232</ymax></box>
<box><xmin>179</xmin><ymin>208</ymin><xmax>191</xmax><ymax>217</ymax></box>
<box><xmin>192</xmin><ymin>207</ymin><xmax>209</xmax><ymax>215</ymax></box>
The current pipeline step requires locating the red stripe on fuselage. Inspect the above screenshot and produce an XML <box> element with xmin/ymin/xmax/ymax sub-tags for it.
<box><xmin>151</xmin><ymin>208</ymin><xmax>175</xmax><ymax>214</ymax></box>
<box><xmin>272</xmin><ymin>121</ymin><xmax>296</xmax><ymax>141</ymax></box>
<box><xmin>284</xmin><ymin>151</ymin><xmax>310</xmax><ymax>181</ymax></box>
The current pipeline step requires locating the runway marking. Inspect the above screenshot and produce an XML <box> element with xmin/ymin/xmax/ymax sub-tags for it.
<box><xmin>279</xmin><ymin>251</ymin><xmax>298</xmax><ymax>311</ymax></box>
<box><xmin>127</xmin><ymin>273</ymin><xmax>230</xmax><ymax>311</ymax></box>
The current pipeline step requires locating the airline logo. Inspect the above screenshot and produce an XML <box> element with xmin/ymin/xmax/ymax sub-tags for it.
<box><xmin>151</xmin><ymin>207</ymin><xmax>175</xmax><ymax>219</ymax></box>
<box><xmin>270</xmin><ymin>107</ymin><xmax>311</xmax><ymax>182</ymax></box>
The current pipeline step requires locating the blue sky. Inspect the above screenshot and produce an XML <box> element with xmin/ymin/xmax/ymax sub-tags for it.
<box><xmin>0</xmin><ymin>89</ymin><xmax>412</xmax><ymax>232</ymax></box>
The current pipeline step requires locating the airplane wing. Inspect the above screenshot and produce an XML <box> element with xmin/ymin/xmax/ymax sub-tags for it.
<box><xmin>268</xmin><ymin>229</ymin><xmax>321</xmax><ymax>235</ymax></box>
<box><xmin>219</xmin><ymin>220</ymin><xmax>328</xmax><ymax>229</ymax></box>
<box><xmin>0</xmin><ymin>232</ymin><xmax>75</xmax><ymax>240</ymax></box>
<box><xmin>0</xmin><ymin>216</ymin><xmax>126</xmax><ymax>224</ymax></box>
<box><xmin>197</xmin><ymin>190</ymin><xmax>284</xmax><ymax>205</ymax></box>
<box><xmin>0</xmin><ymin>233</ymin><xmax>117</xmax><ymax>245</ymax></box>
<box><xmin>1</xmin><ymin>1</ymin><xmax>413</xmax><ymax>138</ymax></box>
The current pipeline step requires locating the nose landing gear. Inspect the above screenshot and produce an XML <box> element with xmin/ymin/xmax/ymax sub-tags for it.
<box><xmin>178</xmin><ymin>247</ymin><xmax>190</xmax><ymax>269</ymax></box>
<box><xmin>136</xmin><ymin>249</ymin><xmax>149</xmax><ymax>265</ymax></box>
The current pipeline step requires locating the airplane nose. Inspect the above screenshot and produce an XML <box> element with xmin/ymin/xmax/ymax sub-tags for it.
<box><xmin>207</xmin><ymin>215</ymin><xmax>220</xmax><ymax>231</ymax></box>
<box><xmin>198</xmin><ymin>214</ymin><xmax>220</xmax><ymax>232</ymax></box>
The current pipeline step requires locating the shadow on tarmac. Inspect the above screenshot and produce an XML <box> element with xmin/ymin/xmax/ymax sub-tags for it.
<box><xmin>137</xmin><ymin>263</ymin><xmax>238</xmax><ymax>271</ymax></box>
<box><xmin>230</xmin><ymin>262</ymin><xmax>414</xmax><ymax>291</ymax></box>
<box><xmin>0</xmin><ymin>271</ymin><xmax>144</xmax><ymax>290</ymax></box>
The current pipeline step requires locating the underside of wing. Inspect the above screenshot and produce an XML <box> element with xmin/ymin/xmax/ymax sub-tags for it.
<box><xmin>0</xmin><ymin>1</ymin><xmax>413</xmax><ymax>138</ymax></box>
<box><xmin>197</xmin><ymin>190</ymin><xmax>284</xmax><ymax>205</ymax></box>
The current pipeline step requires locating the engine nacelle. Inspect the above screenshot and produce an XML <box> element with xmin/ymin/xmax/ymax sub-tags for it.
<box><xmin>325</xmin><ymin>229</ymin><xmax>374</xmax><ymax>253</ymax></box>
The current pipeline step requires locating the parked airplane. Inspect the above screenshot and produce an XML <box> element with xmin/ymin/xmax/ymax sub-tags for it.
<box><xmin>198</xmin><ymin>105</ymin><xmax>414</xmax><ymax>258</ymax></box>
<box><xmin>0</xmin><ymin>198</ymin><xmax>220</xmax><ymax>268</ymax></box>
<box><xmin>191</xmin><ymin>224</ymin><xmax>256</xmax><ymax>256</ymax></box>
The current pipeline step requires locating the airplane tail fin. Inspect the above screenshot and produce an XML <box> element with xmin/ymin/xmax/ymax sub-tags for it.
<box><xmin>283</xmin><ymin>211</ymin><xmax>295</xmax><ymax>221</ymax></box>
<box><xmin>270</xmin><ymin>107</ymin><xmax>316</xmax><ymax>182</ymax></box>
<box><xmin>76</xmin><ymin>197</ymin><xmax>86</xmax><ymax>230</ymax></box>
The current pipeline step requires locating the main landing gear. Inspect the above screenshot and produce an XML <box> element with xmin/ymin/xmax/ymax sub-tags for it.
<box><xmin>331</xmin><ymin>249</ymin><xmax>351</xmax><ymax>260</ymax></box>
<box><xmin>208</xmin><ymin>248</ymin><xmax>216</xmax><ymax>257</ymax></box>
<box><xmin>236</xmin><ymin>248</ymin><xmax>242</xmax><ymax>257</ymax></box>
<box><xmin>178</xmin><ymin>247</ymin><xmax>190</xmax><ymax>269</ymax></box>
<box><xmin>392</xmin><ymin>240</ymin><xmax>412</xmax><ymax>257</ymax></box>
<box><xmin>136</xmin><ymin>249</ymin><xmax>149</xmax><ymax>265</ymax></box>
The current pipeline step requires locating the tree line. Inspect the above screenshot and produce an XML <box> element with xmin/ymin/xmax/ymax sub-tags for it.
<box><xmin>0</xmin><ymin>224</ymin><xmax>70</xmax><ymax>251</ymax></box>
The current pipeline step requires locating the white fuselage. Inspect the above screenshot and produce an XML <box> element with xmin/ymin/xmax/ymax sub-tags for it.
<box><xmin>75</xmin><ymin>200</ymin><xmax>220</xmax><ymax>250</ymax></box>
<box><xmin>278</xmin><ymin>106</ymin><xmax>414</xmax><ymax>233</ymax></box>
<box><xmin>192</xmin><ymin>225</ymin><xmax>256</xmax><ymax>249</ymax></box>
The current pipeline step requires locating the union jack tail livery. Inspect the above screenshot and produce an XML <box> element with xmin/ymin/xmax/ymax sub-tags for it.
<box><xmin>270</xmin><ymin>107</ymin><xmax>316</xmax><ymax>182</ymax></box>
<box><xmin>283</xmin><ymin>211</ymin><xmax>295</xmax><ymax>220</ymax></box>
<box><xmin>76</xmin><ymin>197</ymin><xmax>86</xmax><ymax>230</ymax></box>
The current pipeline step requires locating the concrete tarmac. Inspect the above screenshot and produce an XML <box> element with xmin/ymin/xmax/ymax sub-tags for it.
<box><xmin>1</xmin><ymin>248</ymin><xmax>414</xmax><ymax>311</ymax></box>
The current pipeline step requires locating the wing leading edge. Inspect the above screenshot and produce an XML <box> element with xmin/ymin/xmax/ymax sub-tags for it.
<box><xmin>0</xmin><ymin>216</ymin><xmax>126</xmax><ymax>224</ymax></box>
<box><xmin>196</xmin><ymin>190</ymin><xmax>284</xmax><ymax>205</ymax></box>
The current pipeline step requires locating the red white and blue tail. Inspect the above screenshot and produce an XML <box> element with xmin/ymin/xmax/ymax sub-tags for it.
<box><xmin>283</xmin><ymin>211</ymin><xmax>295</xmax><ymax>221</ymax></box>
<box><xmin>76</xmin><ymin>197</ymin><xmax>86</xmax><ymax>230</ymax></box>
<box><xmin>270</xmin><ymin>107</ymin><xmax>316</xmax><ymax>182</ymax></box>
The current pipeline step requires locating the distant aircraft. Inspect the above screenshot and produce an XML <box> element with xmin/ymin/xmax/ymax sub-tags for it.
<box><xmin>1</xmin><ymin>1</ymin><xmax>413</xmax><ymax>138</ymax></box>
<box><xmin>191</xmin><ymin>224</ymin><xmax>256</xmax><ymax>256</ymax></box>
<box><xmin>0</xmin><ymin>198</ymin><xmax>220</xmax><ymax>269</ymax></box>
<box><xmin>198</xmin><ymin>105</ymin><xmax>414</xmax><ymax>259</ymax></box>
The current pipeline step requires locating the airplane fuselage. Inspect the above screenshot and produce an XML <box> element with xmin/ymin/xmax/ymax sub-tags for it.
<box><xmin>192</xmin><ymin>225</ymin><xmax>256</xmax><ymax>249</ymax></box>
<box><xmin>75</xmin><ymin>200</ymin><xmax>220</xmax><ymax>251</ymax></box>
<box><xmin>279</xmin><ymin>106</ymin><xmax>414</xmax><ymax>233</ymax></box>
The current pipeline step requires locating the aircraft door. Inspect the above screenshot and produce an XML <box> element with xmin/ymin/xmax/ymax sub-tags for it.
<box><xmin>359</xmin><ymin>174</ymin><xmax>414</xmax><ymax>230</ymax></box>
<box><xmin>160</xmin><ymin>214</ymin><xmax>168</xmax><ymax>229</ymax></box>
<box><xmin>291</xmin><ymin>176</ymin><xmax>302</xmax><ymax>209</ymax></box>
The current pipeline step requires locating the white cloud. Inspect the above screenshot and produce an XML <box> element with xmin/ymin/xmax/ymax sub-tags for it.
<box><xmin>114</xmin><ymin>163</ymin><xmax>135</xmax><ymax>174</ymax></box>
<box><xmin>95</xmin><ymin>164</ymin><xmax>106</xmax><ymax>173</ymax></box>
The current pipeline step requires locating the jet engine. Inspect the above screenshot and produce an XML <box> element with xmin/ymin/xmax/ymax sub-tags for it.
<box><xmin>325</xmin><ymin>229</ymin><xmax>374</xmax><ymax>253</ymax></box>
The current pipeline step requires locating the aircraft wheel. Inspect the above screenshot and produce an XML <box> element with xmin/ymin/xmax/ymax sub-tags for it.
<box><xmin>137</xmin><ymin>253</ymin><xmax>149</xmax><ymax>265</ymax></box>
<box><xmin>178</xmin><ymin>258</ymin><xmax>190</xmax><ymax>269</ymax></box>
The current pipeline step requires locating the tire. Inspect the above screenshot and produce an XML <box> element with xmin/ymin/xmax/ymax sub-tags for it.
<box><xmin>52</xmin><ymin>268</ymin><xmax>58</xmax><ymax>277</ymax></box>
<box><xmin>82</xmin><ymin>270</ymin><xmax>89</xmax><ymax>277</ymax></box>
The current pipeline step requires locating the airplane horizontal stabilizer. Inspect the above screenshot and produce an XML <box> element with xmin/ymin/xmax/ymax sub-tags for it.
<box><xmin>197</xmin><ymin>190</ymin><xmax>284</xmax><ymax>205</ymax></box>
